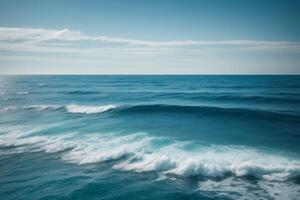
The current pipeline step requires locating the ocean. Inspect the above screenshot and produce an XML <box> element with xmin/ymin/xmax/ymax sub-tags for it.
<box><xmin>0</xmin><ymin>75</ymin><xmax>300</xmax><ymax>200</ymax></box>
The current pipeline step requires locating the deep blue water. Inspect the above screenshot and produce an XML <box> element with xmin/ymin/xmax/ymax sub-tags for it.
<box><xmin>0</xmin><ymin>75</ymin><xmax>300</xmax><ymax>200</ymax></box>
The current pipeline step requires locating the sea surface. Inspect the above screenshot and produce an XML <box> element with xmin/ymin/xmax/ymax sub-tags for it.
<box><xmin>0</xmin><ymin>75</ymin><xmax>300</xmax><ymax>200</ymax></box>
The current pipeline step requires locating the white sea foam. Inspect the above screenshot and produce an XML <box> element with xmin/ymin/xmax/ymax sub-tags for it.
<box><xmin>258</xmin><ymin>181</ymin><xmax>300</xmax><ymax>200</ymax></box>
<box><xmin>199</xmin><ymin>177</ymin><xmax>268</xmax><ymax>199</ymax></box>
<box><xmin>198</xmin><ymin>177</ymin><xmax>300</xmax><ymax>200</ymax></box>
<box><xmin>66</xmin><ymin>104</ymin><xmax>117</xmax><ymax>114</ymax></box>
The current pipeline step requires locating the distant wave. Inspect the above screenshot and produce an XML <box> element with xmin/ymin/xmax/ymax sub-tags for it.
<box><xmin>23</xmin><ymin>105</ymin><xmax>62</xmax><ymax>111</ymax></box>
<box><xmin>205</xmin><ymin>84</ymin><xmax>300</xmax><ymax>89</ymax></box>
<box><xmin>224</xmin><ymin>94</ymin><xmax>300</xmax><ymax>103</ymax></box>
<box><xmin>38</xmin><ymin>83</ymin><xmax>48</xmax><ymax>87</ymax></box>
<box><xmin>114</xmin><ymin>104</ymin><xmax>300</xmax><ymax>122</ymax></box>
<box><xmin>0</xmin><ymin>130</ymin><xmax>299</xmax><ymax>182</ymax></box>
<box><xmin>0</xmin><ymin>106</ymin><xmax>17</xmax><ymax>112</ymax></box>
<box><xmin>2</xmin><ymin>103</ymin><xmax>300</xmax><ymax>121</ymax></box>
<box><xmin>66</xmin><ymin>104</ymin><xmax>117</xmax><ymax>114</ymax></box>
<box><xmin>16</xmin><ymin>91</ymin><xmax>29</xmax><ymax>95</ymax></box>
<box><xmin>59</xmin><ymin>90</ymin><xmax>100</xmax><ymax>95</ymax></box>
<box><xmin>186</xmin><ymin>93</ymin><xmax>300</xmax><ymax>104</ymax></box>
<box><xmin>146</xmin><ymin>91</ymin><xmax>300</xmax><ymax>104</ymax></box>
<box><xmin>1</xmin><ymin>104</ymin><xmax>117</xmax><ymax>114</ymax></box>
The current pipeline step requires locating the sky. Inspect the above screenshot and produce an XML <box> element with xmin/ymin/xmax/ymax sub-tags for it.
<box><xmin>0</xmin><ymin>0</ymin><xmax>300</xmax><ymax>74</ymax></box>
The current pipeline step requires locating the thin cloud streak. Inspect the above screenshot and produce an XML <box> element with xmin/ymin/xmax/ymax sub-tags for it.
<box><xmin>0</xmin><ymin>27</ymin><xmax>299</xmax><ymax>50</ymax></box>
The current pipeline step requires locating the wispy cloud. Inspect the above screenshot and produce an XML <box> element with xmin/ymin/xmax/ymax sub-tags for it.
<box><xmin>0</xmin><ymin>27</ymin><xmax>300</xmax><ymax>53</ymax></box>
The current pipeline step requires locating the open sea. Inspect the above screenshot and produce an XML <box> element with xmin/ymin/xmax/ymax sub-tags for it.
<box><xmin>0</xmin><ymin>75</ymin><xmax>300</xmax><ymax>200</ymax></box>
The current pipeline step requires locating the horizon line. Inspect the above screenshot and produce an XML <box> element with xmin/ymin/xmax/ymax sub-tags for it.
<box><xmin>1</xmin><ymin>73</ymin><xmax>300</xmax><ymax>76</ymax></box>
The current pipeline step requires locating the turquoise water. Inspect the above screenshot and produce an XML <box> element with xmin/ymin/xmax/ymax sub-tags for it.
<box><xmin>0</xmin><ymin>75</ymin><xmax>300</xmax><ymax>199</ymax></box>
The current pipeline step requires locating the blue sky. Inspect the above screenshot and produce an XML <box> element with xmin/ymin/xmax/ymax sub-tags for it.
<box><xmin>0</xmin><ymin>0</ymin><xmax>300</xmax><ymax>74</ymax></box>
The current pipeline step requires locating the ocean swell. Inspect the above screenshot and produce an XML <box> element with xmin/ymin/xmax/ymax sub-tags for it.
<box><xmin>114</xmin><ymin>104</ymin><xmax>300</xmax><ymax>122</ymax></box>
<box><xmin>2</xmin><ymin>103</ymin><xmax>300</xmax><ymax>121</ymax></box>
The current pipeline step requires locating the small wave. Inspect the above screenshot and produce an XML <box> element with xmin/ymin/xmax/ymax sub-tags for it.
<box><xmin>1</xmin><ymin>104</ymin><xmax>116</xmax><ymax>114</ymax></box>
<box><xmin>66</xmin><ymin>104</ymin><xmax>117</xmax><ymax>114</ymax></box>
<box><xmin>38</xmin><ymin>83</ymin><xmax>47</xmax><ymax>87</ymax></box>
<box><xmin>23</xmin><ymin>105</ymin><xmax>62</xmax><ymax>111</ymax></box>
<box><xmin>63</xmin><ymin>90</ymin><xmax>100</xmax><ymax>95</ymax></box>
<box><xmin>16</xmin><ymin>91</ymin><xmax>29</xmax><ymax>95</ymax></box>
<box><xmin>0</xmin><ymin>106</ymin><xmax>17</xmax><ymax>112</ymax></box>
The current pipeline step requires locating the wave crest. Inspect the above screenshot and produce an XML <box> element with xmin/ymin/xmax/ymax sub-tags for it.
<box><xmin>66</xmin><ymin>104</ymin><xmax>117</xmax><ymax>114</ymax></box>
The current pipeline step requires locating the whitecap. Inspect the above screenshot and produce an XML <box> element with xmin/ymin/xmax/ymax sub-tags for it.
<box><xmin>66</xmin><ymin>104</ymin><xmax>117</xmax><ymax>114</ymax></box>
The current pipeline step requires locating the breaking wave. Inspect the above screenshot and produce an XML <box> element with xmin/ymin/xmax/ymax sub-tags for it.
<box><xmin>0</xmin><ymin>129</ymin><xmax>299</xmax><ymax>182</ymax></box>
<box><xmin>65</xmin><ymin>104</ymin><xmax>117</xmax><ymax>114</ymax></box>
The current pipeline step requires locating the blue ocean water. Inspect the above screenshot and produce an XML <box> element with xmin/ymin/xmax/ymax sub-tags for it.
<box><xmin>0</xmin><ymin>75</ymin><xmax>300</xmax><ymax>200</ymax></box>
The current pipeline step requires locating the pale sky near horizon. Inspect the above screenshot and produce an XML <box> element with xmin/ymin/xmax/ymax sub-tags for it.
<box><xmin>0</xmin><ymin>0</ymin><xmax>300</xmax><ymax>74</ymax></box>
